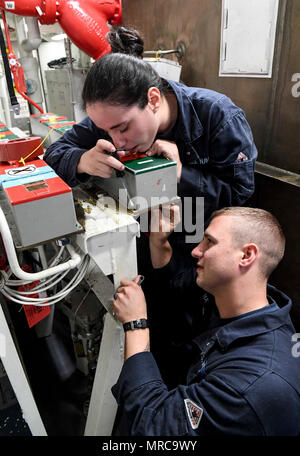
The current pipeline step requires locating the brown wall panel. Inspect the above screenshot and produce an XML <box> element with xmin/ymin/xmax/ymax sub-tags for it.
<box><xmin>267</xmin><ymin>0</ymin><xmax>300</xmax><ymax>173</ymax></box>
<box><xmin>122</xmin><ymin>0</ymin><xmax>300</xmax><ymax>173</ymax></box>
<box><xmin>122</xmin><ymin>0</ymin><xmax>300</xmax><ymax>328</ymax></box>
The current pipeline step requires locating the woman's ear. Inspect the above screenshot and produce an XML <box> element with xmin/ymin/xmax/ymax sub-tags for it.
<box><xmin>147</xmin><ymin>87</ymin><xmax>161</xmax><ymax>112</ymax></box>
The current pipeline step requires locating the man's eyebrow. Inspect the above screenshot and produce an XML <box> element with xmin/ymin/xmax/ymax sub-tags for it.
<box><xmin>204</xmin><ymin>231</ymin><xmax>218</xmax><ymax>242</ymax></box>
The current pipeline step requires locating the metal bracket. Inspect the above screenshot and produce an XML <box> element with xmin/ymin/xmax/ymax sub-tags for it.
<box><xmin>144</xmin><ymin>41</ymin><xmax>186</xmax><ymax>59</ymax></box>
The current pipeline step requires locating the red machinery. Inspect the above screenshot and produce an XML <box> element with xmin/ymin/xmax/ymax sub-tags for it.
<box><xmin>0</xmin><ymin>136</ymin><xmax>43</xmax><ymax>162</ymax></box>
<box><xmin>0</xmin><ymin>0</ymin><xmax>122</xmax><ymax>60</ymax></box>
<box><xmin>0</xmin><ymin>1</ymin><xmax>122</xmax><ymax>159</ymax></box>
<box><xmin>0</xmin><ymin>0</ymin><xmax>122</xmax><ymax>114</ymax></box>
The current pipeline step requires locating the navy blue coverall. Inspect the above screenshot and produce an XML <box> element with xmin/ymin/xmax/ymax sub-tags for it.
<box><xmin>111</xmin><ymin>257</ymin><xmax>300</xmax><ymax>436</ymax></box>
<box><xmin>44</xmin><ymin>79</ymin><xmax>257</xmax><ymax>228</ymax></box>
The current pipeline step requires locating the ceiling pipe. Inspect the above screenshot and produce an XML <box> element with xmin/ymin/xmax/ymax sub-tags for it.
<box><xmin>21</xmin><ymin>17</ymin><xmax>42</xmax><ymax>53</ymax></box>
<box><xmin>0</xmin><ymin>0</ymin><xmax>122</xmax><ymax>60</ymax></box>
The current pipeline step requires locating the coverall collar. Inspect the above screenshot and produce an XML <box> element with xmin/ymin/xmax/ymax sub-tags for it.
<box><xmin>194</xmin><ymin>284</ymin><xmax>292</xmax><ymax>353</ymax></box>
<box><xmin>165</xmin><ymin>79</ymin><xmax>204</xmax><ymax>143</ymax></box>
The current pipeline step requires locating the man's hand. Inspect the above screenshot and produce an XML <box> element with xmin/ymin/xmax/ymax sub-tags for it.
<box><xmin>113</xmin><ymin>276</ymin><xmax>149</xmax><ymax>361</ymax></box>
<box><xmin>147</xmin><ymin>139</ymin><xmax>182</xmax><ymax>182</ymax></box>
<box><xmin>77</xmin><ymin>139</ymin><xmax>125</xmax><ymax>177</ymax></box>
<box><xmin>150</xmin><ymin>204</ymin><xmax>181</xmax><ymax>241</ymax></box>
<box><xmin>113</xmin><ymin>276</ymin><xmax>147</xmax><ymax>324</ymax></box>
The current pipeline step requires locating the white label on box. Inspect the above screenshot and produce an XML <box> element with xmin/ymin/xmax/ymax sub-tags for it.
<box><xmin>6</xmin><ymin>164</ymin><xmax>37</xmax><ymax>177</ymax></box>
<box><xmin>4</xmin><ymin>2</ymin><xmax>15</xmax><ymax>10</ymax></box>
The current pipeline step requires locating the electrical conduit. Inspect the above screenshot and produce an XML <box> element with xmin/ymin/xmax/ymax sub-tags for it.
<box><xmin>0</xmin><ymin>205</ymin><xmax>82</xmax><ymax>281</ymax></box>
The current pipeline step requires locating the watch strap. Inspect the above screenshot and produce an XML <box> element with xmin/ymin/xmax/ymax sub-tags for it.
<box><xmin>123</xmin><ymin>318</ymin><xmax>149</xmax><ymax>332</ymax></box>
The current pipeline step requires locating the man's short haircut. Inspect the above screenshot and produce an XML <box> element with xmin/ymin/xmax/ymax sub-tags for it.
<box><xmin>211</xmin><ymin>207</ymin><xmax>286</xmax><ymax>279</ymax></box>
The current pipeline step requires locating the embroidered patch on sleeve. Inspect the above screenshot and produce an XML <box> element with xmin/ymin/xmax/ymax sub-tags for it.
<box><xmin>237</xmin><ymin>152</ymin><xmax>248</xmax><ymax>162</ymax></box>
<box><xmin>184</xmin><ymin>398</ymin><xmax>203</xmax><ymax>430</ymax></box>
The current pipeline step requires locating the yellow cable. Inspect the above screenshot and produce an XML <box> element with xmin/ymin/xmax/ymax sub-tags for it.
<box><xmin>18</xmin><ymin>127</ymin><xmax>55</xmax><ymax>165</ymax></box>
<box><xmin>155</xmin><ymin>50</ymin><xmax>162</xmax><ymax>61</ymax></box>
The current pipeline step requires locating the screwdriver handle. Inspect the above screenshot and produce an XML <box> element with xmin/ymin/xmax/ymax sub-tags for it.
<box><xmin>104</xmin><ymin>150</ymin><xmax>125</xmax><ymax>177</ymax></box>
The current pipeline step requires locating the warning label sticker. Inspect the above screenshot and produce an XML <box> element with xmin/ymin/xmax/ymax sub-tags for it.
<box><xmin>4</xmin><ymin>2</ymin><xmax>15</xmax><ymax>10</ymax></box>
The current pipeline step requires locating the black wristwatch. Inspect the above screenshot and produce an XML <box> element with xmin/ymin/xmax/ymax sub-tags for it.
<box><xmin>123</xmin><ymin>318</ymin><xmax>149</xmax><ymax>332</ymax></box>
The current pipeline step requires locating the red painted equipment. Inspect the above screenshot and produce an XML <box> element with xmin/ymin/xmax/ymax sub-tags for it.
<box><xmin>18</xmin><ymin>265</ymin><xmax>50</xmax><ymax>328</ymax></box>
<box><xmin>0</xmin><ymin>137</ymin><xmax>43</xmax><ymax>162</ymax></box>
<box><xmin>1</xmin><ymin>10</ymin><xmax>26</xmax><ymax>91</ymax></box>
<box><xmin>0</xmin><ymin>0</ymin><xmax>122</xmax><ymax>60</ymax></box>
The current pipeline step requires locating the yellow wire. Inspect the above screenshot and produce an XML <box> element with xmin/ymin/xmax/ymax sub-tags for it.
<box><xmin>155</xmin><ymin>50</ymin><xmax>162</xmax><ymax>61</ymax></box>
<box><xmin>18</xmin><ymin>127</ymin><xmax>55</xmax><ymax>166</ymax></box>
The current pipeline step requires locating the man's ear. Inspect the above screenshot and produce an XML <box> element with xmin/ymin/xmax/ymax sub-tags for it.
<box><xmin>240</xmin><ymin>243</ymin><xmax>258</xmax><ymax>268</ymax></box>
<box><xmin>147</xmin><ymin>87</ymin><xmax>161</xmax><ymax>112</ymax></box>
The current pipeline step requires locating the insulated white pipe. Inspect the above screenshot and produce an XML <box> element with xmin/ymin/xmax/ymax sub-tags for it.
<box><xmin>0</xmin><ymin>69</ymin><xmax>12</xmax><ymax>127</ymax></box>
<box><xmin>0</xmin><ymin>205</ymin><xmax>82</xmax><ymax>281</ymax></box>
<box><xmin>22</xmin><ymin>17</ymin><xmax>42</xmax><ymax>52</ymax></box>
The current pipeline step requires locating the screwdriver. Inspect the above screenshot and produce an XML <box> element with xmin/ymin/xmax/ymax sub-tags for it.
<box><xmin>113</xmin><ymin>275</ymin><xmax>145</xmax><ymax>300</ymax></box>
<box><xmin>105</xmin><ymin>148</ymin><xmax>127</xmax><ymax>177</ymax></box>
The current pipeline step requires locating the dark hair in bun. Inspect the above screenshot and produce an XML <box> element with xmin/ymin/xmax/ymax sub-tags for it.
<box><xmin>106</xmin><ymin>26</ymin><xmax>144</xmax><ymax>58</ymax></box>
<box><xmin>82</xmin><ymin>27</ymin><xmax>171</xmax><ymax>109</ymax></box>
<box><xmin>82</xmin><ymin>53</ymin><xmax>169</xmax><ymax>109</ymax></box>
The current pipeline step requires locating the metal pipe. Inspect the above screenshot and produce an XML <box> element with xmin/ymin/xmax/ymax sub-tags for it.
<box><xmin>0</xmin><ymin>0</ymin><xmax>122</xmax><ymax>60</ymax></box>
<box><xmin>22</xmin><ymin>17</ymin><xmax>42</xmax><ymax>52</ymax></box>
<box><xmin>65</xmin><ymin>37</ymin><xmax>76</xmax><ymax>120</ymax></box>
<box><xmin>0</xmin><ymin>72</ymin><xmax>12</xmax><ymax>126</ymax></box>
<box><xmin>144</xmin><ymin>49</ymin><xmax>178</xmax><ymax>56</ymax></box>
<box><xmin>143</xmin><ymin>42</ymin><xmax>186</xmax><ymax>59</ymax></box>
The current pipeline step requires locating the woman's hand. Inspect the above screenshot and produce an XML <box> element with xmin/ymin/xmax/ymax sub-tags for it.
<box><xmin>77</xmin><ymin>139</ymin><xmax>126</xmax><ymax>177</ymax></box>
<box><xmin>147</xmin><ymin>139</ymin><xmax>182</xmax><ymax>182</ymax></box>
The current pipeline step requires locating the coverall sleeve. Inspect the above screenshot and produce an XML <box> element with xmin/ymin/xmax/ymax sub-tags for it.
<box><xmin>43</xmin><ymin>117</ymin><xmax>107</xmax><ymax>187</ymax></box>
<box><xmin>149</xmin><ymin>251</ymin><xmax>196</xmax><ymax>287</ymax></box>
<box><xmin>111</xmin><ymin>352</ymin><xmax>264</xmax><ymax>436</ymax></box>
<box><xmin>178</xmin><ymin>104</ymin><xmax>257</xmax><ymax>221</ymax></box>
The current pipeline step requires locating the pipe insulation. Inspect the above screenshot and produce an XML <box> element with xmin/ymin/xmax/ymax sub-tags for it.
<box><xmin>22</xmin><ymin>17</ymin><xmax>42</xmax><ymax>53</ymax></box>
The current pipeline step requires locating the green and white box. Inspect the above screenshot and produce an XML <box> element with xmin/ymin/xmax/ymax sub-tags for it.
<box><xmin>94</xmin><ymin>156</ymin><xmax>179</xmax><ymax>213</ymax></box>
